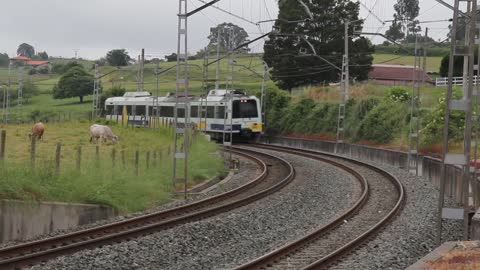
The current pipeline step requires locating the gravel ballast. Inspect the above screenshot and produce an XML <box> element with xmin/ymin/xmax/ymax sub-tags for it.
<box><xmin>31</xmin><ymin>150</ymin><xmax>359</xmax><ymax>270</ymax></box>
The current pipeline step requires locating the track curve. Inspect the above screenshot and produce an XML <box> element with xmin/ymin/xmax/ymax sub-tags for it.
<box><xmin>0</xmin><ymin>147</ymin><xmax>294</xmax><ymax>270</ymax></box>
<box><xmin>234</xmin><ymin>144</ymin><xmax>405</xmax><ymax>270</ymax></box>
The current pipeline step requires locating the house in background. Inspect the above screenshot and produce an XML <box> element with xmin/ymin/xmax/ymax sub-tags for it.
<box><xmin>368</xmin><ymin>64</ymin><xmax>433</xmax><ymax>85</ymax></box>
<box><xmin>10</xmin><ymin>55</ymin><xmax>51</xmax><ymax>72</ymax></box>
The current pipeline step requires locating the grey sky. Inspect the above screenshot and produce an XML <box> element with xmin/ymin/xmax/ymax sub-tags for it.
<box><xmin>0</xmin><ymin>1</ymin><xmax>454</xmax><ymax>60</ymax></box>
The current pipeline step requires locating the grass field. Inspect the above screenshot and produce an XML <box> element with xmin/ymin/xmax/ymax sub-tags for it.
<box><xmin>0</xmin><ymin>122</ymin><xmax>224</xmax><ymax>212</ymax></box>
<box><xmin>373</xmin><ymin>54</ymin><xmax>443</xmax><ymax>72</ymax></box>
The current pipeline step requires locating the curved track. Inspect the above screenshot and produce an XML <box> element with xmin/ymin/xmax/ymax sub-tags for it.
<box><xmin>0</xmin><ymin>147</ymin><xmax>294</xmax><ymax>269</ymax></box>
<box><xmin>234</xmin><ymin>144</ymin><xmax>405</xmax><ymax>270</ymax></box>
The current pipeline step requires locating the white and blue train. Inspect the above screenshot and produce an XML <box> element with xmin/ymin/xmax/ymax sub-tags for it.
<box><xmin>104</xmin><ymin>89</ymin><xmax>263</xmax><ymax>139</ymax></box>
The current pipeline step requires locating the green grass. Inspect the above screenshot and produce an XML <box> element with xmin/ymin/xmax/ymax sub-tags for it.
<box><xmin>373</xmin><ymin>54</ymin><xmax>443</xmax><ymax>72</ymax></box>
<box><xmin>0</xmin><ymin>122</ymin><xmax>224</xmax><ymax>213</ymax></box>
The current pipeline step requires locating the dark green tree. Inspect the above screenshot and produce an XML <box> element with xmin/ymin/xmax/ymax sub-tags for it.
<box><xmin>53</xmin><ymin>66</ymin><xmax>94</xmax><ymax>103</ymax></box>
<box><xmin>207</xmin><ymin>23</ymin><xmax>250</xmax><ymax>53</ymax></box>
<box><xmin>37</xmin><ymin>51</ymin><xmax>49</xmax><ymax>60</ymax></box>
<box><xmin>264</xmin><ymin>0</ymin><xmax>373</xmax><ymax>93</ymax></box>
<box><xmin>17</xmin><ymin>43</ymin><xmax>35</xmax><ymax>58</ymax></box>
<box><xmin>165</xmin><ymin>53</ymin><xmax>177</xmax><ymax>62</ymax></box>
<box><xmin>0</xmin><ymin>53</ymin><xmax>9</xmax><ymax>67</ymax></box>
<box><xmin>106</xmin><ymin>49</ymin><xmax>131</xmax><ymax>66</ymax></box>
<box><xmin>385</xmin><ymin>21</ymin><xmax>405</xmax><ymax>42</ymax></box>
<box><xmin>393</xmin><ymin>0</ymin><xmax>421</xmax><ymax>35</ymax></box>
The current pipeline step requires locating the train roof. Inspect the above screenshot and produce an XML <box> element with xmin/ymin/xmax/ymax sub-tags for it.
<box><xmin>105</xmin><ymin>89</ymin><xmax>257</xmax><ymax>104</ymax></box>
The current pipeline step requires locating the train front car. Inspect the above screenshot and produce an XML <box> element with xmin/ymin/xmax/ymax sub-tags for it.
<box><xmin>203</xmin><ymin>89</ymin><xmax>262</xmax><ymax>140</ymax></box>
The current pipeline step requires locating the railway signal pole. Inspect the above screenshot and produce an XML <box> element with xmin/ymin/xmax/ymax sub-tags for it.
<box><xmin>173</xmin><ymin>0</ymin><xmax>220</xmax><ymax>199</ymax></box>
<box><xmin>437</xmin><ymin>0</ymin><xmax>477</xmax><ymax>245</ymax></box>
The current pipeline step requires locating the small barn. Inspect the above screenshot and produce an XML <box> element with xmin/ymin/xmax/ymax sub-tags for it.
<box><xmin>368</xmin><ymin>64</ymin><xmax>433</xmax><ymax>85</ymax></box>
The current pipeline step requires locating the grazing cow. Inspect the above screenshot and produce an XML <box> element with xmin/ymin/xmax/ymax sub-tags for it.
<box><xmin>29</xmin><ymin>122</ymin><xmax>45</xmax><ymax>141</ymax></box>
<box><xmin>89</xmin><ymin>124</ymin><xmax>118</xmax><ymax>144</ymax></box>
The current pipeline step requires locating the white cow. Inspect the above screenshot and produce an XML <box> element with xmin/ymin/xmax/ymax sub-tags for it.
<box><xmin>89</xmin><ymin>124</ymin><xmax>119</xmax><ymax>144</ymax></box>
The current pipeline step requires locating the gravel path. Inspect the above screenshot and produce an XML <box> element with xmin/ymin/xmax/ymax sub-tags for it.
<box><xmin>328</xmin><ymin>161</ymin><xmax>462</xmax><ymax>270</ymax></box>
<box><xmin>0</xmin><ymin>154</ymin><xmax>259</xmax><ymax>249</ymax></box>
<box><xmin>31</xmin><ymin>150</ymin><xmax>359</xmax><ymax>270</ymax></box>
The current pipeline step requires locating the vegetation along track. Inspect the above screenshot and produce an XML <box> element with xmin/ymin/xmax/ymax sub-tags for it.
<box><xmin>235</xmin><ymin>144</ymin><xmax>405</xmax><ymax>270</ymax></box>
<box><xmin>0</xmin><ymin>147</ymin><xmax>294</xmax><ymax>270</ymax></box>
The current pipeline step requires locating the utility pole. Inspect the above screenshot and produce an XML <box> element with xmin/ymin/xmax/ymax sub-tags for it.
<box><xmin>137</xmin><ymin>49</ymin><xmax>145</xmax><ymax>92</ymax></box>
<box><xmin>336</xmin><ymin>21</ymin><xmax>350</xmax><ymax>154</ymax></box>
<box><xmin>92</xmin><ymin>64</ymin><xmax>101</xmax><ymax>119</ymax></box>
<box><xmin>174</xmin><ymin>0</ymin><xmax>190</xmax><ymax>200</ymax></box>
<box><xmin>215</xmin><ymin>28</ymin><xmax>222</xmax><ymax>89</ymax></box>
<box><xmin>223</xmin><ymin>27</ymin><xmax>234</xmax><ymax>167</ymax></box>
<box><xmin>202</xmin><ymin>46</ymin><xmax>209</xmax><ymax>133</ymax></box>
<box><xmin>3</xmin><ymin>61</ymin><xmax>12</xmax><ymax>125</ymax></box>
<box><xmin>462</xmin><ymin>3</ymin><xmax>471</xmax><ymax>99</ymax></box>
<box><xmin>437</xmin><ymin>0</ymin><xmax>477</xmax><ymax>245</ymax></box>
<box><xmin>407</xmin><ymin>34</ymin><xmax>421</xmax><ymax>176</ymax></box>
<box><xmin>260</xmin><ymin>62</ymin><xmax>269</xmax><ymax>134</ymax></box>
<box><xmin>422</xmin><ymin>28</ymin><xmax>429</xmax><ymax>85</ymax></box>
<box><xmin>17</xmin><ymin>66</ymin><xmax>24</xmax><ymax>122</ymax></box>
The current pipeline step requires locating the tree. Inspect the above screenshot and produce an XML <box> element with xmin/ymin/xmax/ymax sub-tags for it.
<box><xmin>17</xmin><ymin>43</ymin><xmax>35</xmax><ymax>58</ymax></box>
<box><xmin>0</xmin><ymin>53</ymin><xmax>9</xmax><ymax>67</ymax></box>
<box><xmin>53</xmin><ymin>66</ymin><xmax>94</xmax><ymax>103</ymax></box>
<box><xmin>392</xmin><ymin>0</ymin><xmax>421</xmax><ymax>36</ymax></box>
<box><xmin>165</xmin><ymin>53</ymin><xmax>177</xmax><ymax>62</ymax></box>
<box><xmin>207</xmin><ymin>23</ymin><xmax>250</xmax><ymax>53</ymax></box>
<box><xmin>106</xmin><ymin>49</ymin><xmax>131</xmax><ymax>66</ymax></box>
<box><xmin>385</xmin><ymin>21</ymin><xmax>405</xmax><ymax>42</ymax></box>
<box><xmin>37</xmin><ymin>51</ymin><xmax>48</xmax><ymax>60</ymax></box>
<box><xmin>264</xmin><ymin>0</ymin><xmax>373</xmax><ymax>93</ymax></box>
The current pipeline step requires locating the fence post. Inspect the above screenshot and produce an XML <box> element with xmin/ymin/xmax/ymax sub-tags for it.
<box><xmin>146</xmin><ymin>151</ymin><xmax>150</xmax><ymax>170</ymax></box>
<box><xmin>135</xmin><ymin>150</ymin><xmax>139</xmax><ymax>176</ymax></box>
<box><xmin>76</xmin><ymin>146</ymin><xmax>82</xmax><ymax>171</ymax></box>
<box><xmin>0</xmin><ymin>130</ymin><xmax>6</xmax><ymax>162</ymax></box>
<box><xmin>112</xmin><ymin>148</ymin><xmax>116</xmax><ymax>168</ymax></box>
<box><xmin>30</xmin><ymin>136</ymin><xmax>36</xmax><ymax>169</ymax></box>
<box><xmin>167</xmin><ymin>145</ymin><xmax>171</xmax><ymax>156</ymax></box>
<box><xmin>153</xmin><ymin>151</ymin><xmax>157</xmax><ymax>167</ymax></box>
<box><xmin>121</xmin><ymin>149</ymin><xmax>126</xmax><ymax>168</ymax></box>
<box><xmin>55</xmin><ymin>143</ymin><xmax>61</xmax><ymax>175</ymax></box>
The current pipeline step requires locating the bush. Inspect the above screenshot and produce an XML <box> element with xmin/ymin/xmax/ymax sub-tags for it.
<box><xmin>356</xmin><ymin>100</ymin><xmax>406</xmax><ymax>143</ymax></box>
<box><xmin>345</xmin><ymin>98</ymin><xmax>380</xmax><ymax>140</ymax></box>
<box><xmin>387</xmin><ymin>87</ymin><xmax>411</xmax><ymax>103</ymax></box>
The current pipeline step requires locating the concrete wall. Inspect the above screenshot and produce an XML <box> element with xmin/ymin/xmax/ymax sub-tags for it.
<box><xmin>0</xmin><ymin>200</ymin><xmax>116</xmax><ymax>243</ymax></box>
<box><xmin>263</xmin><ymin>136</ymin><xmax>467</xmax><ymax>206</ymax></box>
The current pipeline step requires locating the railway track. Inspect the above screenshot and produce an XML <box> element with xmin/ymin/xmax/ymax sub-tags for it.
<box><xmin>0</xmin><ymin>147</ymin><xmax>294</xmax><ymax>270</ymax></box>
<box><xmin>234</xmin><ymin>144</ymin><xmax>405</xmax><ymax>270</ymax></box>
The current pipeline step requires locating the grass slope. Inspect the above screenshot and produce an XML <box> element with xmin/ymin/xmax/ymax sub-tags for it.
<box><xmin>0</xmin><ymin>122</ymin><xmax>224</xmax><ymax>212</ymax></box>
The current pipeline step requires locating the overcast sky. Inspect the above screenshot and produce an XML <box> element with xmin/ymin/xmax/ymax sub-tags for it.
<box><xmin>0</xmin><ymin>0</ymin><xmax>454</xmax><ymax>60</ymax></box>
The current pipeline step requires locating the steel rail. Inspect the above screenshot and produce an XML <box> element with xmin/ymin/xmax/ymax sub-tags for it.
<box><xmin>0</xmin><ymin>147</ymin><xmax>294</xmax><ymax>269</ymax></box>
<box><xmin>234</xmin><ymin>143</ymin><xmax>405</xmax><ymax>270</ymax></box>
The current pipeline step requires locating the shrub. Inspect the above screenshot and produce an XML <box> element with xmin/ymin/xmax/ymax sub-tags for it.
<box><xmin>387</xmin><ymin>87</ymin><xmax>411</xmax><ymax>103</ymax></box>
<box><xmin>356</xmin><ymin>100</ymin><xmax>406</xmax><ymax>143</ymax></box>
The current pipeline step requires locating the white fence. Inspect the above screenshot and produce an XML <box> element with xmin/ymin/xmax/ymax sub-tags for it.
<box><xmin>436</xmin><ymin>75</ymin><xmax>480</xmax><ymax>86</ymax></box>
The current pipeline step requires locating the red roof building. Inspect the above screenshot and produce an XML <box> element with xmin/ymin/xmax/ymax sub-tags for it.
<box><xmin>10</xmin><ymin>56</ymin><xmax>49</xmax><ymax>67</ymax></box>
<box><xmin>368</xmin><ymin>64</ymin><xmax>433</xmax><ymax>85</ymax></box>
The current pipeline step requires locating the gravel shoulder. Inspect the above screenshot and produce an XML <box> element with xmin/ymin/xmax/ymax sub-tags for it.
<box><xmin>31</xmin><ymin>150</ymin><xmax>360</xmax><ymax>270</ymax></box>
<box><xmin>330</xmin><ymin>161</ymin><xmax>462</xmax><ymax>270</ymax></box>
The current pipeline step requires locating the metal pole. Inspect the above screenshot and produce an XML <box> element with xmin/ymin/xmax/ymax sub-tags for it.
<box><xmin>462</xmin><ymin>3</ymin><xmax>471</xmax><ymax>99</ymax></box>
<box><xmin>215</xmin><ymin>28</ymin><xmax>221</xmax><ymax>89</ymax></box>
<box><xmin>422</xmin><ymin>28</ymin><xmax>429</xmax><ymax>86</ymax></box>
<box><xmin>260</xmin><ymin>62</ymin><xmax>268</xmax><ymax>134</ymax></box>
<box><xmin>345</xmin><ymin>21</ymin><xmax>349</xmax><ymax>100</ymax></box>
<box><xmin>17</xmin><ymin>66</ymin><xmax>23</xmax><ymax>122</ymax></box>
<box><xmin>140</xmin><ymin>48</ymin><xmax>145</xmax><ymax>92</ymax></box>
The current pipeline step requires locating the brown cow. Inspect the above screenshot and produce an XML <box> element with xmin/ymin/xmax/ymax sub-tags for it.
<box><xmin>29</xmin><ymin>122</ymin><xmax>45</xmax><ymax>141</ymax></box>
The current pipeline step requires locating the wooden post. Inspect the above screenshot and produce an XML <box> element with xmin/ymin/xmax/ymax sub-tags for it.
<box><xmin>55</xmin><ymin>143</ymin><xmax>61</xmax><ymax>175</ymax></box>
<box><xmin>112</xmin><ymin>148</ymin><xmax>116</xmax><ymax>168</ymax></box>
<box><xmin>167</xmin><ymin>145</ymin><xmax>171</xmax><ymax>156</ymax></box>
<box><xmin>135</xmin><ymin>150</ymin><xmax>139</xmax><ymax>176</ymax></box>
<box><xmin>76</xmin><ymin>146</ymin><xmax>82</xmax><ymax>171</ymax></box>
<box><xmin>0</xmin><ymin>130</ymin><xmax>6</xmax><ymax>162</ymax></box>
<box><xmin>146</xmin><ymin>151</ymin><xmax>150</xmax><ymax>169</ymax></box>
<box><xmin>30</xmin><ymin>136</ymin><xmax>36</xmax><ymax>169</ymax></box>
<box><xmin>121</xmin><ymin>149</ymin><xmax>126</xmax><ymax>168</ymax></box>
<box><xmin>153</xmin><ymin>151</ymin><xmax>157</xmax><ymax>167</ymax></box>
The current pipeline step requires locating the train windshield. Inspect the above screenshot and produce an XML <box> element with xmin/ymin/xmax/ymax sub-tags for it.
<box><xmin>233</xmin><ymin>100</ymin><xmax>258</xmax><ymax>119</ymax></box>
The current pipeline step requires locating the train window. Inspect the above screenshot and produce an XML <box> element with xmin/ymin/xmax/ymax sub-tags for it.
<box><xmin>106</xmin><ymin>105</ymin><xmax>114</xmax><ymax>115</ymax></box>
<box><xmin>207</xmin><ymin>106</ymin><xmax>215</xmax><ymax>118</ymax></box>
<box><xmin>177</xmin><ymin>108</ymin><xmax>185</xmax><ymax>118</ymax></box>
<box><xmin>233</xmin><ymin>100</ymin><xmax>258</xmax><ymax>118</ymax></box>
<box><xmin>191</xmin><ymin>106</ymin><xmax>199</xmax><ymax>117</ymax></box>
<box><xmin>160</xmin><ymin>106</ymin><xmax>174</xmax><ymax>117</ymax></box>
<box><xmin>215</xmin><ymin>106</ymin><xmax>225</xmax><ymax>119</ymax></box>
<box><xmin>136</xmin><ymin>106</ymin><xmax>146</xmax><ymax>116</ymax></box>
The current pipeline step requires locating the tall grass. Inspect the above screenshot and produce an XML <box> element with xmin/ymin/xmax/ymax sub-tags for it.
<box><xmin>0</xmin><ymin>122</ymin><xmax>224</xmax><ymax>213</ymax></box>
